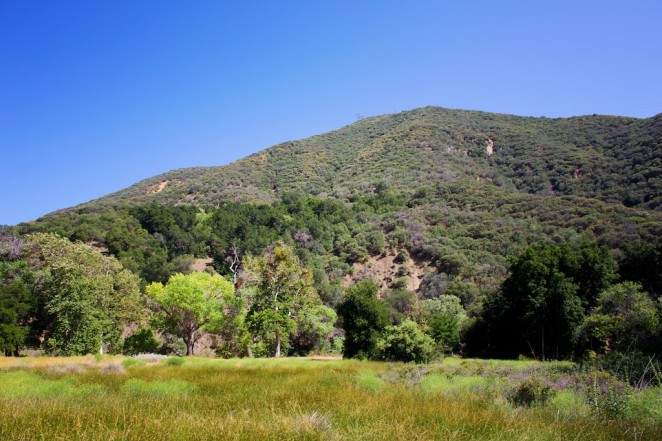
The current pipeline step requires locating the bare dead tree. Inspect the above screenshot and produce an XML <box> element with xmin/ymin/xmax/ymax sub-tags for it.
<box><xmin>226</xmin><ymin>243</ymin><xmax>241</xmax><ymax>287</ymax></box>
<box><xmin>0</xmin><ymin>228</ymin><xmax>24</xmax><ymax>261</ymax></box>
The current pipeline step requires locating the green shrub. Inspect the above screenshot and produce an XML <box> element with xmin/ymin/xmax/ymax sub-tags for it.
<box><xmin>508</xmin><ymin>376</ymin><xmax>554</xmax><ymax>407</ymax></box>
<box><xmin>376</xmin><ymin>320</ymin><xmax>436</xmax><ymax>363</ymax></box>
<box><xmin>356</xmin><ymin>371</ymin><xmax>383</xmax><ymax>393</ymax></box>
<box><xmin>123</xmin><ymin>328</ymin><xmax>160</xmax><ymax>355</ymax></box>
<box><xmin>121</xmin><ymin>358</ymin><xmax>146</xmax><ymax>368</ymax></box>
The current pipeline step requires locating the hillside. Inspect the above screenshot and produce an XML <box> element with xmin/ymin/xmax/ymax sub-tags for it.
<box><xmin>57</xmin><ymin>107</ymin><xmax>661</xmax><ymax>214</ymax></box>
<box><xmin>9</xmin><ymin>105</ymin><xmax>662</xmax><ymax>364</ymax></box>
<box><xmin>21</xmin><ymin>106</ymin><xmax>662</xmax><ymax>305</ymax></box>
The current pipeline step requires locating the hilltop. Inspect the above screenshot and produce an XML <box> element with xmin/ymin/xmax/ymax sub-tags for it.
<box><xmin>53</xmin><ymin>106</ymin><xmax>661</xmax><ymax>214</ymax></box>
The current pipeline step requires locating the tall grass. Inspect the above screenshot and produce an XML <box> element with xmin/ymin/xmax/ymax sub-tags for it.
<box><xmin>0</xmin><ymin>357</ymin><xmax>659</xmax><ymax>440</ymax></box>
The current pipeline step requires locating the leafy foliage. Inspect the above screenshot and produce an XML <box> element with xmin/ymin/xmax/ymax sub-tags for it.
<box><xmin>123</xmin><ymin>328</ymin><xmax>160</xmax><ymax>355</ymax></box>
<box><xmin>508</xmin><ymin>376</ymin><xmax>554</xmax><ymax>407</ymax></box>
<box><xmin>471</xmin><ymin>242</ymin><xmax>616</xmax><ymax>359</ymax></box>
<box><xmin>376</xmin><ymin>320</ymin><xmax>436</xmax><ymax>363</ymax></box>
<box><xmin>146</xmin><ymin>272</ymin><xmax>235</xmax><ymax>355</ymax></box>
<box><xmin>0</xmin><ymin>280</ymin><xmax>33</xmax><ymax>356</ymax></box>
<box><xmin>579</xmin><ymin>282</ymin><xmax>659</xmax><ymax>353</ymax></box>
<box><xmin>244</xmin><ymin>242</ymin><xmax>329</xmax><ymax>357</ymax></box>
<box><xmin>25</xmin><ymin>233</ymin><xmax>144</xmax><ymax>355</ymax></box>
<box><xmin>337</xmin><ymin>279</ymin><xmax>390</xmax><ymax>359</ymax></box>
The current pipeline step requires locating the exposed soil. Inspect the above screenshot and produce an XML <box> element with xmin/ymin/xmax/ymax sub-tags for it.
<box><xmin>152</xmin><ymin>180</ymin><xmax>170</xmax><ymax>193</ymax></box>
<box><xmin>343</xmin><ymin>253</ymin><xmax>428</xmax><ymax>295</ymax></box>
<box><xmin>190</xmin><ymin>257</ymin><xmax>213</xmax><ymax>272</ymax></box>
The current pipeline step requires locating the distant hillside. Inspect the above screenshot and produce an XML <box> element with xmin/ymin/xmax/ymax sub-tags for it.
<box><xmin>21</xmin><ymin>106</ymin><xmax>662</xmax><ymax>307</ymax></box>
<box><xmin>55</xmin><ymin>107</ymin><xmax>661</xmax><ymax>215</ymax></box>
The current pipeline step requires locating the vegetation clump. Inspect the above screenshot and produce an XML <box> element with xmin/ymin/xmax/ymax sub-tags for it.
<box><xmin>508</xmin><ymin>376</ymin><xmax>554</xmax><ymax>407</ymax></box>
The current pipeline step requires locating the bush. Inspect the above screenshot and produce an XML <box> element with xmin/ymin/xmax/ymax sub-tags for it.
<box><xmin>123</xmin><ymin>328</ymin><xmax>160</xmax><ymax>355</ymax></box>
<box><xmin>508</xmin><ymin>376</ymin><xmax>554</xmax><ymax>407</ymax></box>
<box><xmin>376</xmin><ymin>320</ymin><xmax>436</xmax><ymax>363</ymax></box>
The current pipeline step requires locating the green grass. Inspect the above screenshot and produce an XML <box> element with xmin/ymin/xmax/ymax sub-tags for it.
<box><xmin>355</xmin><ymin>371</ymin><xmax>384</xmax><ymax>393</ymax></box>
<box><xmin>0</xmin><ymin>357</ymin><xmax>659</xmax><ymax>440</ymax></box>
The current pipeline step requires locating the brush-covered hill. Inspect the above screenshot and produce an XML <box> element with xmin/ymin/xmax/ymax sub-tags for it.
<box><xmin>60</xmin><ymin>106</ymin><xmax>662</xmax><ymax>213</ymax></box>
<box><xmin>20</xmin><ymin>107</ymin><xmax>662</xmax><ymax>307</ymax></box>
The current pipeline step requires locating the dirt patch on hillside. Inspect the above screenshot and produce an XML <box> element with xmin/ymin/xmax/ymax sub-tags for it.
<box><xmin>343</xmin><ymin>253</ymin><xmax>428</xmax><ymax>294</ymax></box>
<box><xmin>151</xmin><ymin>180</ymin><xmax>170</xmax><ymax>194</ymax></box>
<box><xmin>190</xmin><ymin>257</ymin><xmax>213</xmax><ymax>272</ymax></box>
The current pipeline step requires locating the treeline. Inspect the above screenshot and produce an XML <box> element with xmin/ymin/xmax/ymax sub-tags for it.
<box><xmin>336</xmin><ymin>241</ymin><xmax>661</xmax><ymax>368</ymax></box>
<box><xmin>1</xmin><ymin>217</ymin><xmax>661</xmax><ymax>375</ymax></box>
<box><xmin>3</xmin><ymin>185</ymin><xmax>660</xmax><ymax>375</ymax></box>
<box><xmin>0</xmin><ymin>232</ymin><xmax>338</xmax><ymax>358</ymax></box>
<box><xmin>2</xmin><ymin>227</ymin><xmax>659</xmax><ymax>379</ymax></box>
<box><xmin>20</xmin><ymin>184</ymin><xmax>660</xmax><ymax>301</ymax></box>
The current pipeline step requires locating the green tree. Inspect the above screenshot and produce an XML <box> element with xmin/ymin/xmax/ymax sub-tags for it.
<box><xmin>337</xmin><ymin>279</ymin><xmax>390</xmax><ymax>359</ymax></box>
<box><xmin>619</xmin><ymin>241</ymin><xmax>662</xmax><ymax>298</ymax></box>
<box><xmin>0</xmin><ymin>281</ymin><xmax>33</xmax><ymax>356</ymax></box>
<box><xmin>25</xmin><ymin>233</ymin><xmax>144</xmax><ymax>355</ymax></box>
<box><xmin>122</xmin><ymin>328</ymin><xmax>160</xmax><ymax>355</ymax></box>
<box><xmin>244</xmin><ymin>243</ymin><xmax>321</xmax><ymax>357</ymax></box>
<box><xmin>479</xmin><ymin>243</ymin><xmax>590</xmax><ymax>359</ymax></box>
<box><xmin>146</xmin><ymin>272</ymin><xmax>235</xmax><ymax>356</ymax></box>
<box><xmin>376</xmin><ymin>320</ymin><xmax>436</xmax><ymax>363</ymax></box>
<box><xmin>421</xmin><ymin>295</ymin><xmax>467</xmax><ymax>354</ymax></box>
<box><xmin>579</xmin><ymin>282</ymin><xmax>660</xmax><ymax>353</ymax></box>
<box><xmin>383</xmin><ymin>288</ymin><xmax>418</xmax><ymax>324</ymax></box>
<box><xmin>290</xmin><ymin>303</ymin><xmax>337</xmax><ymax>355</ymax></box>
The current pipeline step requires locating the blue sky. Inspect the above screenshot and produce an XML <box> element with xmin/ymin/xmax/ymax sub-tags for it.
<box><xmin>2</xmin><ymin>1</ymin><xmax>661</xmax><ymax>225</ymax></box>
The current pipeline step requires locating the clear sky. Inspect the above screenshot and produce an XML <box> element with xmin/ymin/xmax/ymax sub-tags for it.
<box><xmin>2</xmin><ymin>1</ymin><xmax>661</xmax><ymax>226</ymax></box>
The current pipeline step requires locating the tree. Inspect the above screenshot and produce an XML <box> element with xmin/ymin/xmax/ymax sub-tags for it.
<box><xmin>146</xmin><ymin>272</ymin><xmax>235</xmax><ymax>356</ymax></box>
<box><xmin>376</xmin><ymin>320</ymin><xmax>436</xmax><ymax>363</ymax></box>
<box><xmin>478</xmin><ymin>243</ymin><xmax>594</xmax><ymax>359</ymax></box>
<box><xmin>383</xmin><ymin>288</ymin><xmax>418</xmax><ymax>324</ymax></box>
<box><xmin>122</xmin><ymin>328</ymin><xmax>160</xmax><ymax>355</ymax></box>
<box><xmin>337</xmin><ymin>279</ymin><xmax>390</xmax><ymax>359</ymax></box>
<box><xmin>243</xmin><ymin>242</ymin><xmax>321</xmax><ymax>357</ymax></box>
<box><xmin>25</xmin><ymin>233</ymin><xmax>144</xmax><ymax>355</ymax></box>
<box><xmin>579</xmin><ymin>282</ymin><xmax>660</xmax><ymax>353</ymax></box>
<box><xmin>0</xmin><ymin>251</ymin><xmax>34</xmax><ymax>356</ymax></box>
<box><xmin>0</xmin><ymin>281</ymin><xmax>33</xmax><ymax>356</ymax></box>
<box><xmin>421</xmin><ymin>295</ymin><xmax>467</xmax><ymax>354</ymax></box>
<box><xmin>619</xmin><ymin>240</ymin><xmax>662</xmax><ymax>299</ymax></box>
<box><xmin>290</xmin><ymin>303</ymin><xmax>337</xmax><ymax>355</ymax></box>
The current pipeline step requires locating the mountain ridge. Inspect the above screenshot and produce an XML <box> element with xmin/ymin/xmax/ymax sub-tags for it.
<box><xmin>43</xmin><ymin>106</ymin><xmax>661</xmax><ymax>219</ymax></box>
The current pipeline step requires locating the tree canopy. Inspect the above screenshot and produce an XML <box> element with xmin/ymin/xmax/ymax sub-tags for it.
<box><xmin>146</xmin><ymin>272</ymin><xmax>235</xmax><ymax>356</ymax></box>
<box><xmin>25</xmin><ymin>233</ymin><xmax>144</xmax><ymax>355</ymax></box>
<box><xmin>337</xmin><ymin>279</ymin><xmax>390</xmax><ymax>359</ymax></box>
<box><xmin>243</xmin><ymin>242</ymin><xmax>331</xmax><ymax>357</ymax></box>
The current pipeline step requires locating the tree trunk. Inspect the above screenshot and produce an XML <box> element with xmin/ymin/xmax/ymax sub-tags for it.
<box><xmin>275</xmin><ymin>328</ymin><xmax>281</xmax><ymax>358</ymax></box>
<box><xmin>185</xmin><ymin>329</ymin><xmax>195</xmax><ymax>356</ymax></box>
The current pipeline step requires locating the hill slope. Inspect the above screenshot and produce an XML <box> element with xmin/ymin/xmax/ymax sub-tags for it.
<box><xmin>22</xmin><ymin>106</ymin><xmax>662</xmax><ymax>304</ymax></box>
<box><xmin>60</xmin><ymin>107</ymin><xmax>661</xmax><ymax>214</ymax></box>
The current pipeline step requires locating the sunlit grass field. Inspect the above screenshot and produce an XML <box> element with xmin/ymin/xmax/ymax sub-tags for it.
<box><xmin>0</xmin><ymin>356</ymin><xmax>660</xmax><ymax>440</ymax></box>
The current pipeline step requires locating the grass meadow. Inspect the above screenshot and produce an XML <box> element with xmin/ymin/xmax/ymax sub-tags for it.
<box><xmin>0</xmin><ymin>356</ymin><xmax>660</xmax><ymax>440</ymax></box>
